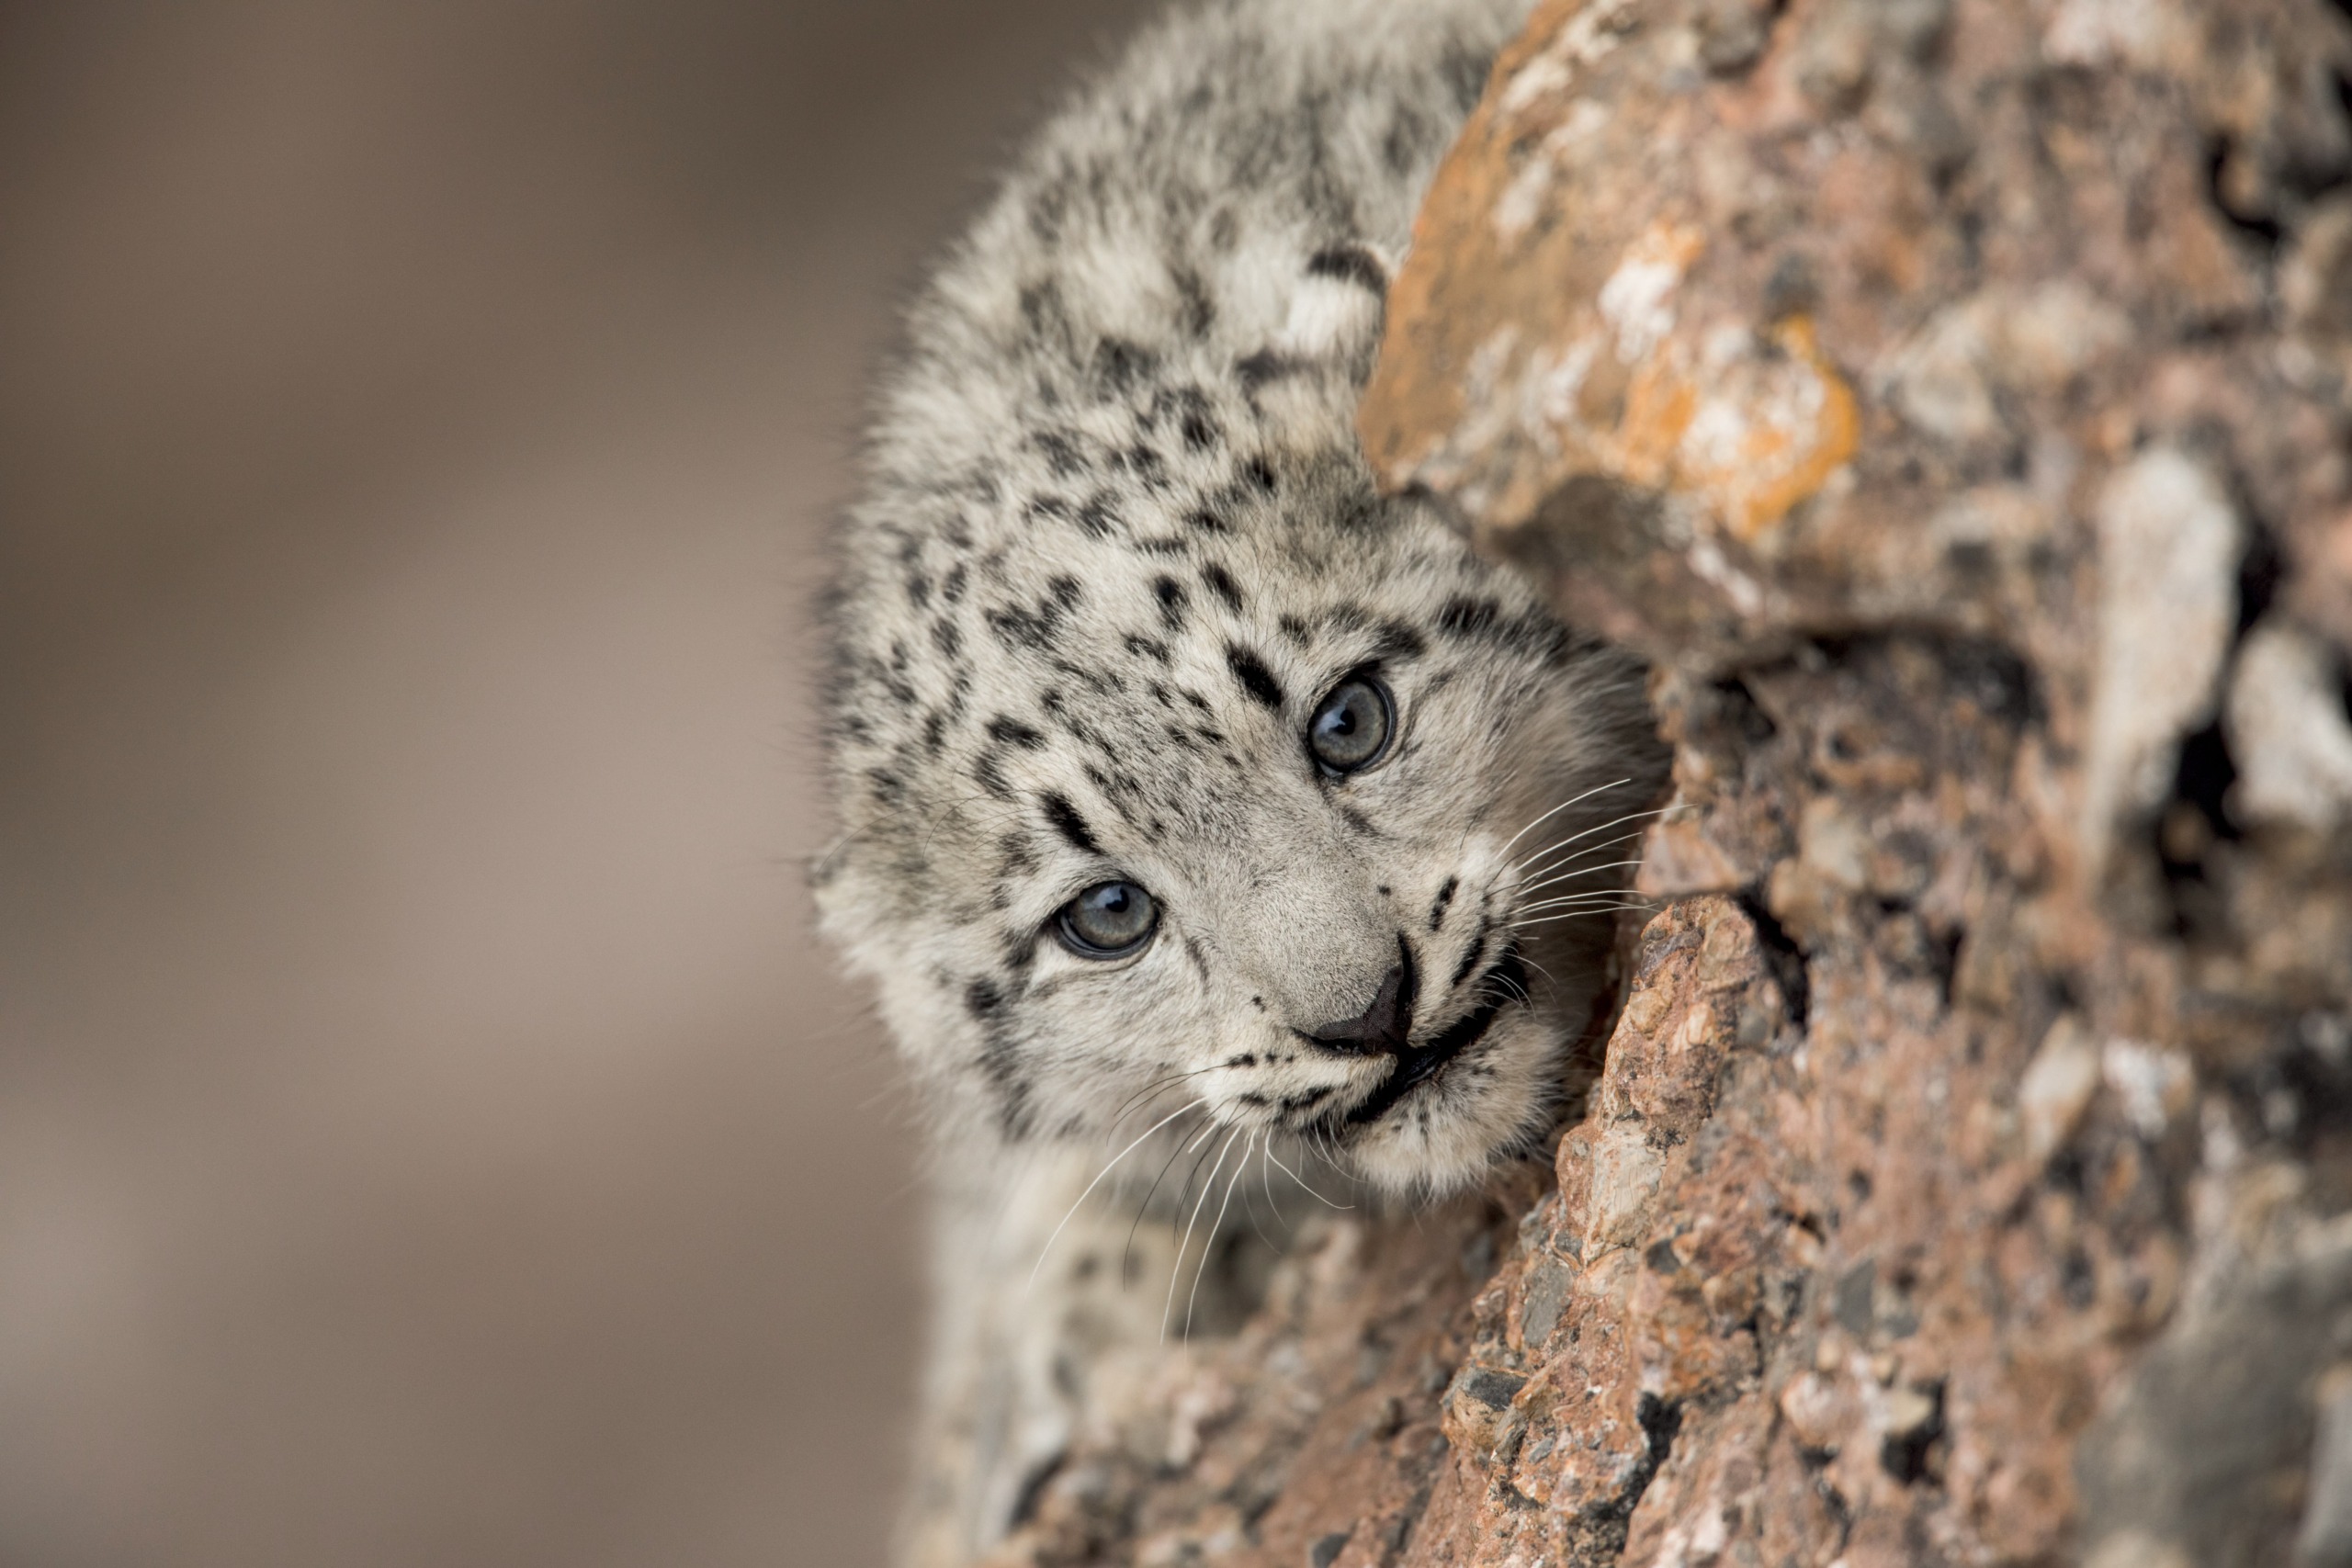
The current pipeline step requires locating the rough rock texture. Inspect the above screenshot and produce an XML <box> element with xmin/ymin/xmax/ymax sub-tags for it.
<box><xmin>985</xmin><ymin>1</ymin><xmax>2352</xmax><ymax>1563</ymax></box>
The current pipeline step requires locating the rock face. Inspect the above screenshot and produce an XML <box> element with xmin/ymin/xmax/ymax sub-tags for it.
<box><xmin>984</xmin><ymin>1</ymin><xmax>2352</xmax><ymax>1563</ymax></box>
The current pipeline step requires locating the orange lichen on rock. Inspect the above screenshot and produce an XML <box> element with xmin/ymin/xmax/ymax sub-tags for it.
<box><xmin>1617</xmin><ymin>312</ymin><xmax>1860</xmax><ymax>542</ymax></box>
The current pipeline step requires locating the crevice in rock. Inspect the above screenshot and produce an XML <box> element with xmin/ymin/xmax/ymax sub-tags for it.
<box><xmin>2153</xmin><ymin>514</ymin><xmax>2285</xmax><ymax>933</ymax></box>
<box><xmin>1008</xmin><ymin>1452</ymin><xmax>1066</xmax><ymax>1530</ymax></box>
<box><xmin>1596</xmin><ymin>1393</ymin><xmax>1684</xmax><ymax>1526</ymax></box>
<box><xmin>1736</xmin><ymin>892</ymin><xmax>1812</xmax><ymax>1028</ymax></box>
<box><xmin>2233</xmin><ymin>517</ymin><xmax>2287</xmax><ymax>637</ymax></box>
<box><xmin>2206</xmin><ymin>135</ymin><xmax>2287</xmax><ymax>249</ymax></box>
<box><xmin>1879</xmin><ymin>1379</ymin><xmax>1947</xmax><ymax>1486</ymax></box>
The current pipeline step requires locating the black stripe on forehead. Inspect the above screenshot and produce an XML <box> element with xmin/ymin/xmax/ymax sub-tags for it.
<box><xmin>1040</xmin><ymin>792</ymin><xmax>1102</xmax><ymax>855</ymax></box>
<box><xmin>987</xmin><ymin>716</ymin><xmax>1046</xmax><ymax>750</ymax></box>
<box><xmin>1225</xmin><ymin>645</ymin><xmax>1284</xmax><ymax>709</ymax></box>
<box><xmin>1374</xmin><ymin>619</ymin><xmax>1427</xmax><ymax>660</ymax></box>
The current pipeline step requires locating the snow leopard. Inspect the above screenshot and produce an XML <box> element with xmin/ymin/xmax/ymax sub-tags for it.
<box><xmin>817</xmin><ymin>0</ymin><xmax>1667</xmax><ymax>1559</ymax></box>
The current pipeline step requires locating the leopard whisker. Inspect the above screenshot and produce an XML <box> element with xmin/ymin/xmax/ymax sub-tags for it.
<box><xmin>1103</xmin><ymin>1061</ymin><xmax>1228</xmax><ymax>1134</ymax></box>
<box><xmin>1027</xmin><ymin>1098</ymin><xmax>1203</xmax><ymax>1293</ymax></box>
<box><xmin>1265</xmin><ymin>1141</ymin><xmax>1352</xmax><ymax>1210</ymax></box>
<box><xmin>1238</xmin><ymin>1134</ymin><xmax>1281</xmax><ymax>1247</ymax></box>
<box><xmin>1515</xmin><ymin>888</ymin><xmax>1654</xmax><ymax>917</ymax></box>
<box><xmin>1183</xmin><ymin>1130</ymin><xmax>1251</xmax><ymax>1339</ymax></box>
<box><xmin>1125</xmin><ymin>1114</ymin><xmax>1225</xmax><ymax>1280</ymax></box>
<box><xmin>1512</xmin><ymin>807</ymin><xmax>1670</xmax><ymax>876</ymax></box>
<box><xmin>1514</xmin><ymin>858</ymin><xmax>1645</xmax><ymax>898</ymax></box>
<box><xmin>1512</xmin><ymin>826</ymin><xmax>1645</xmax><ymax>875</ymax></box>
<box><xmin>1509</xmin><ymin>903</ymin><xmax>1659</xmax><ymax>927</ymax></box>
<box><xmin>1163</xmin><ymin>1124</ymin><xmax>1241</xmax><ymax>1342</ymax></box>
<box><xmin>1495</xmin><ymin>777</ymin><xmax>1634</xmax><ymax>861</ymax></box>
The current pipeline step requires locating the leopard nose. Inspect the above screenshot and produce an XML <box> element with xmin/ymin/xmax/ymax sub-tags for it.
<box><xmin>1301</xmin><ymin>939</ymin><xmax>1417</xmax><ymax>1055</ymax></box>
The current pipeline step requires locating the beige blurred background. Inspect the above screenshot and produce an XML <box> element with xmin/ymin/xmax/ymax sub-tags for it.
<box><xmin>0</xmin><ymin>3</ymin><xmax>1150</xmax><ymax>1564</ymax></box>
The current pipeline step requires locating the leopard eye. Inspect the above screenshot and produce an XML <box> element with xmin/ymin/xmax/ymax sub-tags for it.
<box><xmin>1306</xmin><ymin>673</ymin><xmax>1395</xmax><ymax>775</ymax></box>
<box><xmin>1056</xmin><ymin>880</ymin><xmax>1159</xmax><ymax>958</ymax></box>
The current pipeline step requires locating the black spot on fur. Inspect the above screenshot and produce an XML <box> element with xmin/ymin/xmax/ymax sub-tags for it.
<box><xmin>973</xmin><ymin>1018</ymin><xmax>1034</xmax><ymax>1141</ymax></box>
<box><xmin>1173</xmin><ymin>266</ymin><xmax>1216</xmax><ymax>336</ymax></box>
<box><xmin>1437</xmin><ymin>595</ymin><xmax>1500</xmax><ymax>638</ymax></box>
<box><xmin>973</xmin><ymin>751</ymin><xmax>1013</xmax><ymax>799</ymax></box>
<box><xmin>996</xmin><ymin>832</ymin><xmax>1038</xmax><ymax>876</ymax></box>
<box><xmin>984</xmin><ymin>579</ymin><xmax>1081</xmax><ymax>653</ymax></box>
<box><xmin>1306</xmin><ymin>243</ymin><xmax>1386</xmax><ymax>294</ymax></box>
<box><xmin>1091</xmin><ymin>336</ymin><xmax>1157</xmax><ymax>392</ymax></box>
<box><xmin>1201</xmin><ymin>563</ymin><xmax>1245</xmax><ymax>614</ymax></box>
<box><xmin>1152</xmin><ymin>575</ymin><xmax>1188</xmax><ymax>629</ymax></box>
<box><xmin>966</xmin><ymin>977</ymin><xmax>1003</xmax><ymax>1018</ymax></box>
<box><xmin>985</xmin><ymin>606</ymin><xmax>1054</xmax><ymax>651</ymax></box>
<box><xmin>1152</xmin><ymin>384</ymin><xmax>1221</xmax><ymax>453</ymax></box>
<box><xmin>1429</xmin><ymin>875</ymin><xmax>1459</xmax><ymax>931</ymax></box>
<box><xmin>1242</xmin><ymin>456</ymin><xmax>1277</xmax><ymax>492</ymax></box>
<box><xmin>1187</xmin><ymin>507</ymin><xmax>1228</xmax><ymax>533</ymax></box>
<box><xmin>1226</xmin><ymin>646</ymin><xmax>1284</xmax><ymax>708</ymax></box>
<box><xmin>1235</xmin><ymin>349</ymin><xmax>1305</xmax><ymax>394</ymax></box>
<box><xmin>931</xmin><ymin>618</ymin><xmax>962</xmax><ymax>659</ymax></box>
<box><xmin>1074</xmin><ymin>492</ymin><xmax>1119</xmax><ymax>538</ymax></box>
<box><xmin>1035</xmin><ymin>429</ymin><xmax>1084</xmax><ymax>478</ymax></box>
<box><xmin>942</xmin><ymin>563</ymin><xmax>968</xmax><ymax>604</ymax></box>
<box><xmin>1122</xmin><ymin>442</ymin><xmax>1168</xmax><ymax>488</ymax></box>
<box><xmin>1041</xmin><ymin>793</ymin><xmax>1102</xmax><ymax>855</ymax></box>
<box><xmin>1440</xmin><ymin>41</ymin><xmax>1489</xmax><ymax>109</ymax></box>
<box><xmin>1028</xmin><ymin>179</ymin><xmax>1066</xmax><ymax>242</ymax></box>
<box><xmin>988</xmin><ymin>716</ymin><xmax>1046</xmax><ymax>750</ymax></box>
<box><xmin>906</xmin><ymin>570</ymin><xmax>932</xmax><ymax>608</ymax></box>
<box><xmin>1384</xmin><ymin>107</ymin><xmax>1426</xmax><ymax>175</ymax></box>
<box><xmin>1018</xmin><ymin>278</ymin><xmax>1068</xmax><ymax>340</ymax></box>
<box><xmin>1124</xmin><ymin>634</ymin><xmax>1171</xmax><ymax>662</ymax></box>
<box><xmin>1375</xmin><ymin>620</ymin><xmax>1427</xmax><ymax>660</ymax></box>
<box><xmin>1451</xmin><ymin>919</ymin><xmax>1493</xmax><ymax>989</ymax></box>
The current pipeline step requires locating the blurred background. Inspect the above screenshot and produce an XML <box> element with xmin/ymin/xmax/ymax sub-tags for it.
<box><xmin>0</xmin><ymin>3</ymin><xmax>1150</xmax><ymax>1563</ymax></box>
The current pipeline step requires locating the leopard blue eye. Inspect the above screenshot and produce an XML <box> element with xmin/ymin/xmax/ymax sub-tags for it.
<box><xmin>1056</xmin><ymin>880</ymin><xmax>1158</xmax><ymax>957</ymax></box>
<box><xmin>1306</xmin><ymin>673</ymin><xmax>1394</xmax><ymax>775</ymax></box>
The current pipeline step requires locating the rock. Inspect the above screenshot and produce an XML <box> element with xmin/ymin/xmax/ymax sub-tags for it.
<box><xmin>2021</xmin><ymin>1014</ymin><xmax>2102</xmax><ymax>1163</ymax></box>
<box><xmin>2079</xmin><ymin>446</ymin><xmax>2243</xmax><ymax>879</ymax></box>
<box><xmin>2227</xmin><ymin>619</ymin><xmax>2352</xmax><ymax>833</ymax></box>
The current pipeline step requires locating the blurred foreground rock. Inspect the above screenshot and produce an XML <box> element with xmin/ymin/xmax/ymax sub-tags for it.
<box><xmin>985</xmin><ymin>1</ymin><xmax>2352</xmax><ymax>1562</ymax></box>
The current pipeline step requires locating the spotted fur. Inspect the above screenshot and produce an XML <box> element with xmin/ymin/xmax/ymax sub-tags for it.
<box><xmin>816</xmin><ymin>2</ymin><xmax>1666</xmax><ymax>1559</ymax></box>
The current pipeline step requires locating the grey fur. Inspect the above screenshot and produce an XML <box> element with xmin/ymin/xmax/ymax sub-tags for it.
<box><xmin>817</xmin><ymin>2</ymin><xmax>1667</xmax><ymax>1560</ymax></box>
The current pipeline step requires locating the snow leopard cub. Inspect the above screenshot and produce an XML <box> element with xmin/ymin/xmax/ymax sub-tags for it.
<box><xmin>819</xmin><ymin>0</ymin><xmax>1665</xmax><ymax>1558</ymax></box>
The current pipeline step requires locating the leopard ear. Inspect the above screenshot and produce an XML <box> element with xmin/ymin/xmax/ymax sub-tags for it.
<box><xmin>1233</xmin><ymin>242</ymin><xmax>1396</xmax><ymax>448</ymax></box>
<box><xmin>1278</xmin><ymin>243</ymin><xmax>1393</xmax><ymax>368</ymax></box>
